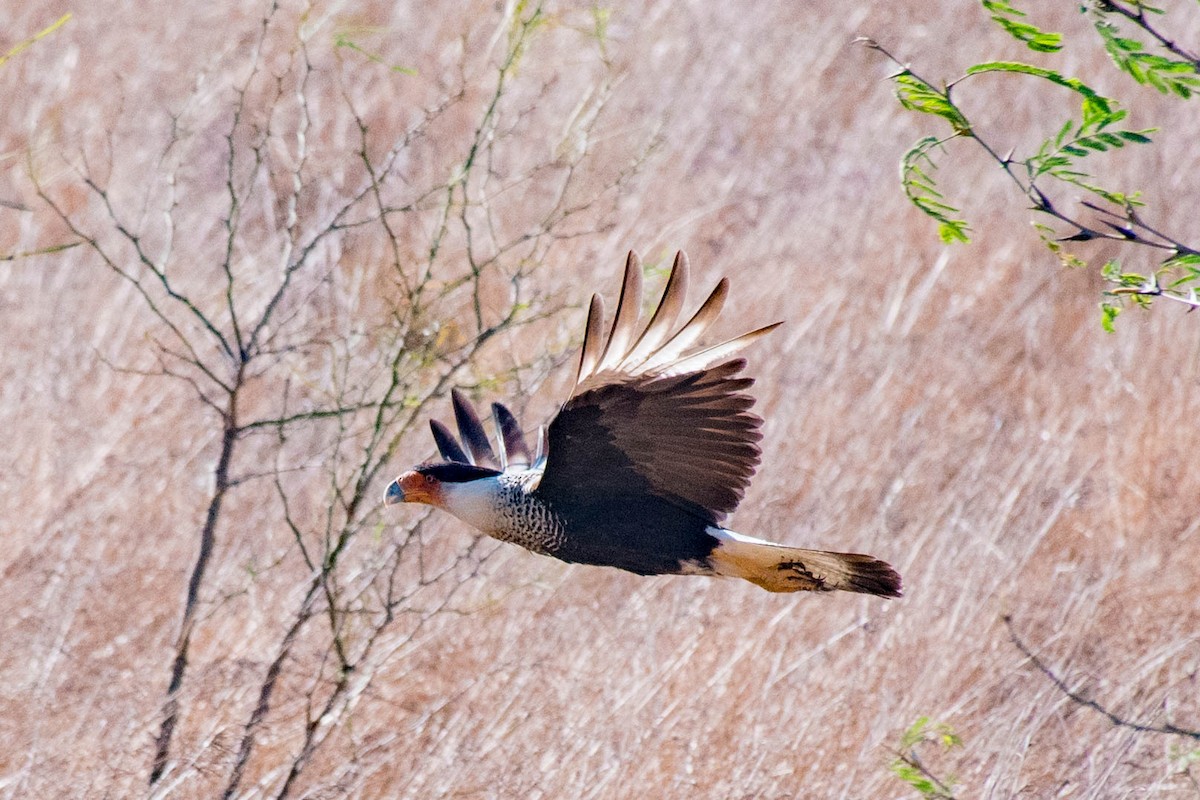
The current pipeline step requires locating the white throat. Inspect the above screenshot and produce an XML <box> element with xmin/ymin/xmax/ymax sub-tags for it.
<box><xmin>438</xmin><ymin>475</ymin><xmax>503</xmax><ymax>533</ymax></box>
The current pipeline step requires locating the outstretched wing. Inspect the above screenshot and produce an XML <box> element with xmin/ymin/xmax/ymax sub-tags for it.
<box><xmin>533</xmin><ymin>251</ymin><xmax>780</xmax><ymax>524</ymax></box>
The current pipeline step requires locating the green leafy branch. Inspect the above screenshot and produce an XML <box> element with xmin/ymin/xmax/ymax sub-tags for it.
<box><xmin>1027</xmin><ymin>107</ymin><xmax>1152</xmax><ymax>196</ymax></box>
<box><xmin>867</xmin><ymin>43</ymin><xmax>1157</xmax><ymax>248</ymax></box>
<box><xmin>900</xmin><ymin>136</ymin><xmax>970</xmax><ymax>244</ymax></box>
<box><xmin>1090</xmin><ymin>0</ymin><xmax>1200</xmax><ymax>96</ymax></box>
<box><xmin>863</xmin><ymin>0</ymin><xmax>1200</xmax><ymax>327</ymax></box>
<box><xmin>1094</xmin><ymin>18</ymin><xmax>1200</xmax><ymax>98</ymax></box>
<box><xmin>1099</xmin><ymin>251</ymin><xmax>1200</xmax><ymax>330</ymax></box>
<box><xmin>888</xmin><ymin>71</ymin><xmax>973</xmax><ymax>243</ymax></box>
<box><xmin>890</xmin><ymin>716</ymin><xmax>962</xmax><ymax>799</ymax></box>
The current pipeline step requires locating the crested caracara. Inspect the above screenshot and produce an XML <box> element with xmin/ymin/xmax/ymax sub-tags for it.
<box><xmin>385</xmin><ymin>251</ymin><xmax>901</xmax><ymax>596</ymax></box>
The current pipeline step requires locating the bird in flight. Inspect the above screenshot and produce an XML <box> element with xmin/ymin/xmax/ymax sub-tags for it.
<box><xmin>385</xmin><ymin>251</ymin><xmax>901</xmax><ymax>596</ymax></box>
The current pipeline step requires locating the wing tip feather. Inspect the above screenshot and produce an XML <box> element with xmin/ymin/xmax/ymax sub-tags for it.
<box><xmin>576</xmin><ymin>249</ymin><xmax>779</xmax><ymax>386</ymax></box>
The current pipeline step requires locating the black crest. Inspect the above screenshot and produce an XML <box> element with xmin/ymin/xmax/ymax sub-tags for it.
<box><xmin>416</xmin><ymin>461</ymin><xmax>503</xmax><ymax>483</ymax></box>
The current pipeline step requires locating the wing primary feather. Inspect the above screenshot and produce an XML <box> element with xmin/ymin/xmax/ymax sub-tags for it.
<box><xmin>429</xmin><ymin>419</ymin><xmax>470</xmax><ymax>464</ymax></box>
<box><xmin>492</xmin><ymin>411</ymin><xmax>508</xmax><ymax>469</ymax></box>
<box><xmin>637</xmin><ymin>278</ymin><xmax>730</xmax><ymax>372</ymax></box>
<box><xmin>451</xmin><ymin>388</ymin><xmax>499</xmax><ymax>468</ymax></box>
<box><xmin>534</xmin><ymin>424</ymin><xmax>546</xmax><ymax>467</ymax></box>
<box><xmin>619</xmin><ymin>250</ymin><xmax>690</xmax><ymax>371</ymax></box>
<box><xmin>492</xmin><ymin>402</ymin><xmax>532</xmax><ymax>468</ymax></box>
<box><xmin>656</xmin><ymin>323</ymin><xmax>783</xmax><ymax>377</ymax></box>
<box><xmin>575</xmin><ymin>294</ymin><xmax>606</xmax><ymax>386</ymax></box>
<box><xmin>596</xmin><ymin>251</ymin><xmax>643</xmax><ymax>372</ymax></box>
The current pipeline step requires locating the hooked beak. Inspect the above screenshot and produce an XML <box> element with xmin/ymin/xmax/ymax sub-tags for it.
<box><xmin>383</xmin><ymin>470</ymin><xmax>437</xmax><ymax>507</ymax></box>
<box><xmin>384</xmin><ymin>479</ymin><xmax>405</xmax><ymax>506</ymax></box>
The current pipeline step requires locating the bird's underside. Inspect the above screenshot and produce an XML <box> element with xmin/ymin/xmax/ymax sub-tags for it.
<box><xmin>384</xmin><ymin>251</ymin><xmax>901</xmax><ymax>597</ymax></box>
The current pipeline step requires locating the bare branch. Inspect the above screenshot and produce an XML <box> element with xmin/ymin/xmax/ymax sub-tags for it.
<box><xmin>1004</xmin><ymin>615</ymin><xmax>1200</xmax><ymax>741</ymax></box>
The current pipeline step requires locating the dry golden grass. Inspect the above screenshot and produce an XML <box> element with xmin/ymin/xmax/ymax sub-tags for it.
<box><xmin>2</xmin><ymin>1</ymin><xmax>1199</xmax><ymax>798</ymax></box>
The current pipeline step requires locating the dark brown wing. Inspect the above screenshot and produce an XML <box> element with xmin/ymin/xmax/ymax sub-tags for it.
<box><xmin>534</xmin><ymin>251</ymin><xmax>780</xmax><ymax>524</ymax></box>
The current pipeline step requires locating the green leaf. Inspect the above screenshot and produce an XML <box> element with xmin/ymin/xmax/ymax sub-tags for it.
<box><xmin>900</xmin><ymin>137</ymin><xmax>971</xmax><ymax>244</ymax></box>
<box><xmin>982</xmin><ymin>0</ymin><xmax>1063</xmax><ymax>52</ymax></box>
<box><xmin>1053</xmin><ymin>119</ymin><xmax>1073</xmax><ymax>147</ymax></box>
<box><xmin>967</xmin><ymin>61</ymin><xmax>1115</xmax><ymax>112</ymax></box>
<box><xmin>1101</xmin><ymin>302</ymin><xmax>1120</xmax><ymax>333</ymax></box>
<box><xmin>890</xmin><ymin>717</ymin><xmax>962</xmax><ymax>797</ymax></box>
<box><xmin>1164</xmin><ymin>253</ymin><xmax>1200</xmax><ymax>268</ymax></box>
<box><xmin>899</xmin><ymin>716</ymin><xmax>931</xmax><ymax>750</ymax></box>
<box><xmin>938</xmin><ymin>221</ymin><xmax>971</xmax><ymax>244</ymax></box>
<box><xmin>893</xmin><ymin>73</ymin><xmax>972</xmax><ymax>132</ymax></box>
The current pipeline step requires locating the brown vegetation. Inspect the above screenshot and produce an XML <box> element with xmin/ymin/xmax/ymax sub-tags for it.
<box><xmin>1</xmin><ymin>1</ymin><xmax>1198</xmax><ymax>798</ymax></box>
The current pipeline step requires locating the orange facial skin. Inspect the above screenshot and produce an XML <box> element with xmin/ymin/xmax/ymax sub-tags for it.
<box><xmin>383</xmin><ymin>471</ymin><xmax>445</xmax><ymax>507</ymax></box>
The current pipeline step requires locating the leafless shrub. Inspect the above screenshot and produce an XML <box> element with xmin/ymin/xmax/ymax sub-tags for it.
<box><xmin>26</xmin><ymin>3</ymin><xmax>651</xmax><ymax>795</ymax></box>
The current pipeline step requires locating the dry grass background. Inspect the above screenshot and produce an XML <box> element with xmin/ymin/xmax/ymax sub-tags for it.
<box><xmin>2</xmin><ymin>1</ymin><xmax>1199</xmax><ymax>798</ymax></box>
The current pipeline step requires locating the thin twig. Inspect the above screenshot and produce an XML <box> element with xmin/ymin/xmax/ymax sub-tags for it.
<box><xmin>1004</xmin><ymin>615</ymin><xmax>1200</xmax><ymax>741</ymax></box>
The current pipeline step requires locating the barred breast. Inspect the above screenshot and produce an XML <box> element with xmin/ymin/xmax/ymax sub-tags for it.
<box><xmin>490</xmin><ymin>471</ymin><xmax>566</xmax><ymax>554</ymax></box>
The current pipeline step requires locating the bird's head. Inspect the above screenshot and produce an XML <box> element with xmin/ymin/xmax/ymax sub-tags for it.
<box><xmin>383</xmin><ymin>462</ymin><xmax>503</xmax><ymax>508</ymax></box>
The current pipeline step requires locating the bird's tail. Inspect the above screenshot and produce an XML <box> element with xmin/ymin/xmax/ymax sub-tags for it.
<box><xmin>707</xmin><ymin>529</ymin><xmax>902</xmax><ymax>597</ymax></box>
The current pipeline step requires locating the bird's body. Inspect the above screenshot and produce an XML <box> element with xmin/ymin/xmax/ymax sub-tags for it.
<box><xmin>386</xmin><ymin>251</ymin><xmax>901</xmax><ymax>597</ymax></box>
<box><xmin>407</xmin><ymin>466</ymin><xmax>716</xmax><ymax>574</ymax></box>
